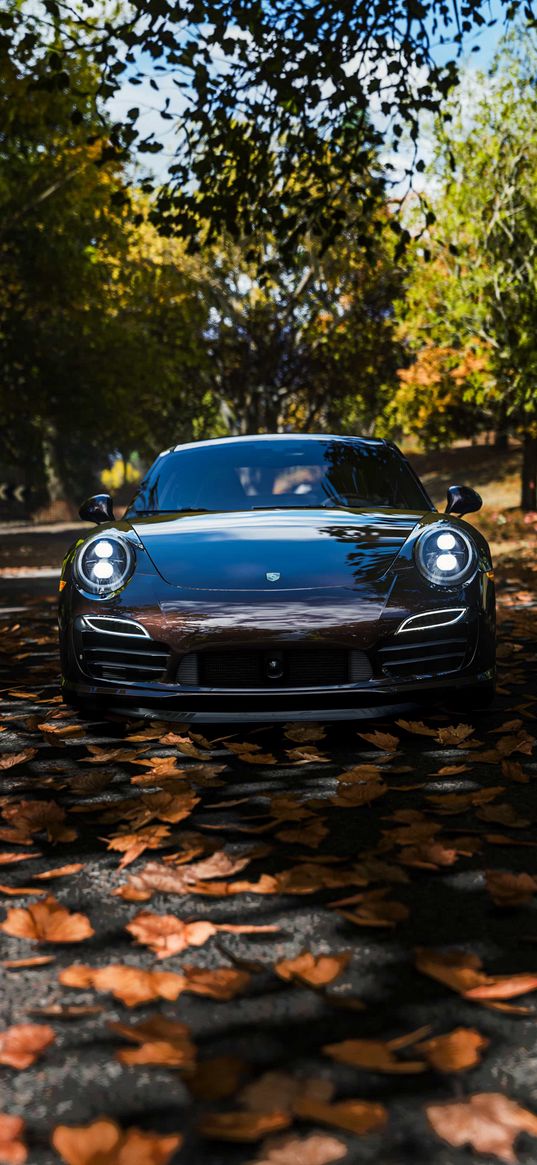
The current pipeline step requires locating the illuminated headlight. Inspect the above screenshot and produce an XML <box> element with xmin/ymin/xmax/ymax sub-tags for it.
<box><xmin>75</xmin><ymin>535</ymin><xmax>134</xmax><ymax>595</ymax></box>
<box><xmin>415</xmin><ymin>526</ymin><xmax>477</xmax><ymax>586</ymax></box>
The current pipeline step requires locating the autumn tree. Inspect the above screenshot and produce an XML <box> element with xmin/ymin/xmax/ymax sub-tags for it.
<box><xmin>0</xmin><ymin>9</ymin><xmax>214</xmax><ymax>504</ymax></box>
<box><xmin>4</xmin><ymin>0</ymin><xmax>529</xmax><ymax>261</ymax></box>
<box><xmin>392</xmin><ymin>34</ymin><xmax>537</xmax><ymax>506</ymax></box>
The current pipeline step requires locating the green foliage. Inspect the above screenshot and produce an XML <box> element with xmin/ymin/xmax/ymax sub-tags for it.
<box><xmin>4</xmin><ymin>0</ymin><xmax>528</xmax><ymax>257</ymax></box>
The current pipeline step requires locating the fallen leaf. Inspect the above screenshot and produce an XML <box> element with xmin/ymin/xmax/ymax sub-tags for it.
<box><xmin>59</xmin><ymin>964</ymin><xmax>186</xmax><ymax>1007</ymax></box>
<box><xmin>284</xmin><ymin>724</ymin><xmax>326</xmax><ymax>743</ymax></box>
<box><xmin>324</xmin><ymin>1028</ymin><xmax>429</xmax><ymax>1074</ymax></box>
<box><xmin>126</xmin><ymin>910</ymin><xmax>276</xmax><ymax>959</ymax></box>
<box><xmin>109</xmin><ymin>1015</ymin><xmax>196</xmax><ymax>1068</ymax></box>
<box><xmin>417</xmin><ymin>1027</ymin><xmax>489</xmax><ymax>1072</ymax></box>
<box><xmin>416</xmin><ymin>948</ymin><xmax>537</xmax><ymax>1004</ymax></box>
<box><xmin>105</xmin><ymin>825</ymin><xmax>172</xmax><ymax>869</ymax></box>
<box><xmin>0</xmin><ymin>1114</ymin><xmax>27</xmax><ymax>1165</ymax></box>
<box><xmin>275</xmin><ymin>952</ymin><xmax>350</xmax><ymax>989</ymax></box>
<box><xmin>116</xmin><ymin>852</ymin><xmax>258</xmax><ymax>900</ymax></box>
<box><xmin>52</xmin><ymin>1118</ymin><xmax>182</xmax><ymax>1165</ymax></box>
<box><xmin>357</xmin><ymin>730</ymin><xmax>399</xmax><ymax>752</ymax></box>
<box><xmin>486</xmin><ymin>870</ymin><xmax>537</xmax><ymax>907</ymax></box>
<box><xmin>0</xmin><ymin>750</ymin><xmax>37</xmax><ymax>771</ymax></box>
<box><xmin>337</xmin><ymin>889</ymin><xmax>408</xmax><ymax>928</ymax></box>
<box><xmin>199</xmin><ymin>1112</ymin><xmax>292</xmax><ymax>1142</ymax></box>
<box><xmin>395</xmin><ymin>719</ymin><xmax>437</xmax><ymax>737</ymax></box>
<box><xmin>292</xmin><ymin>1096</ymin><xmax>387</xmax><ymax>1136</ymax></box>
<box><xmin>185</xmin><ymin>1056</ymin><xmax>245</xmax><ymax>1100</ymax></box>
<box><xmin>426</xmin><ymin>1092</ymin><xmax>537</xmax><ymax>1163</ymax></box>
<box><xmin>477</xmin><ymin>804</ymin><xmax>531</xmax><ymax>828</ymax></box>
<box><xmin>0</xmin><ymin>1023</ymin><xmax>55</xmax><ymax>1069</ymax></box>
<box><xmin>240</xmin><ymin>1073</ymin><xmax>334</xmax><ymax>1115</ymax></box>
<box><xmin>1</xmin><ymin>896</ymin><xmax>94</xmax><ymax>943</ymax></box>
<box><xmin>435</xmin><ymin>724</ymin><xmax>474</xmax><ymax>746</ymax></box>
<box><xmin>0</xmin><ymin>854</ymin><xmax>39</xmax><ymax>867</ymax></box>
<box><xmin>3</xmin><ymin>956</ymin><xmax>55</xmax><ymax>969</ymax></box>
<box><xmin>34</xmin><ymin>864</ymin><xmax>84</xmax><ymax>881</ymax></box>
<box><xmin>247</xmin><ymin>1132</ymin><xmax>347</xmax><ymax>1165</ymax></box>
<box><xmin>180</xmin><ymin>965</ymin><xmax>251</xmax><ymax>1001</ymax></box>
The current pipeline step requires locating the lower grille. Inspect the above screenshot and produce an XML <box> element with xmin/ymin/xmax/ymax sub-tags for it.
<box><xmin>177</xmin><ymin>648</ymin><xmax>372</xmax><ymax>689</ymax></box>
<box><xmin>377</xmin><ymin>634</ymin><xmax>468</xmax><ymax>679</ymax></box>
<box><xmin>79</xmin><ymin>629</ymin><xmax>170</xmax><ymax>683</ymax></box>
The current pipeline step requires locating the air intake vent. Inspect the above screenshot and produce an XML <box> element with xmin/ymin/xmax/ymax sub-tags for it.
<box><xmin>79</xmin><ymin>629</ymin><xmax>170</xmax><ymax>683</ymax></box>
<box><xmin>377</xmin><ymin>634</ymin><xmax>468</xmax><ymax>679</ymax></box>
<box><xmin>178</xmin><ymin>648</ymin><xmax>372</xmax><ymax>689</ymax></box>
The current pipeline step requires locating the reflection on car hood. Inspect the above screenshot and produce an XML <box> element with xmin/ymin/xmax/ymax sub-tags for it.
<box><xmin>130</xmin><ymin>508</ymin><xmax>424</xmax><ymax>591</ymax></box>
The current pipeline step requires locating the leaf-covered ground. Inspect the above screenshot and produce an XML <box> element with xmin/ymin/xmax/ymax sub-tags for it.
<box><xmin>1</xmin><ymin>556</ymin><xmax>537</xmax><ymax>1165</ymax></box>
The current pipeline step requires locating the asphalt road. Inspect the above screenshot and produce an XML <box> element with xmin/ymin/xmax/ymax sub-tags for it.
<box><xmin>1</xmin><ymin>568</ymin><xmax>537</xmax><ymax>1165</ymax></box>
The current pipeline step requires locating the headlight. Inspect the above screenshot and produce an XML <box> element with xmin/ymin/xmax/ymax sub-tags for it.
<box><xmin>415</xmin><ymin>526</ymin><xmax>477</xmax><ymax>586</ymax></box>
<box><xmin>75</xmin><ymin>535</ymin><xmax>134</xmax><ymax>596</ymax></box>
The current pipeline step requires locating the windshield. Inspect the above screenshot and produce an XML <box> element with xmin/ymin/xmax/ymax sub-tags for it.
<box><xmin>126</xmin><ymin>439</ymin><xmax>431</xmax><ymax>515</ymax></box>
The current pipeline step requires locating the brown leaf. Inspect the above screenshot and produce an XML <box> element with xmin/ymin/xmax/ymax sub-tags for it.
<box><xmin>3</xmin><ymin>956</ymin><xmax>55</xmax><ymax>969</ymax></box>
<box><xmin>185</xmin><ymin>1056</ymin><xmax>245</xmax><ymax>1100</ymax></box>
<box><xmin>0</xmin><ymin>885</ymin><xmax>45</xmax><ymax>896</ymax></box>
<box><xmin>180</xmin><ymin>965</ymin><xmax>251</xmax><ymax>1000</ymax></box>
<box><xmin>416</xmin><ymin>1028</ymin><xmax>489</xmax><ymax>1072</ymax></box>
<box><xmin>0</xmin><ymin>1023</ymin><xmax>55</xmax><ymax>1069</ymax></box>
<box><xmin>34</xmin><ymin>864</ymin><xmax>84</xmax><ymax>881</ymax></box>
<box><xmin>199</xmin><ymin>1112</ymin><xmax>292</xmax><ymax>1142</ymax></box>
<box><xmin>416</xmin><ymin>948</ymin><xmax>537</xmax><ymax>1004</ymax></box>
<box><xmin>0</xmin><ymin>750</ymin><xmax>37</xmax><ymax>771</ymax></box>
<box><xmin>395</xmin><ymin>719</ymin><xmax>437</xmax><ymax>737</ymax></box>
<box><xmin>331</xmin><ymin>779</ymin><xmax>387</xmax><ymax>808</ymax></box>
<box><xmin>435</xmin><ymin>723</ymin><xmax>474</xmax><ymax>746</ymax></box>
<box><xmin>240</xmin><ymin>1073</ymin><xmax>334</xmax><ymax>1115</ymax></box>
<box><xmin>276</xmin><ymin>820</ymin><xmax>328</xmax><ymax>848</ymax></box>
<box><xmin>284</xmin><ymin>724</ymin><xmax>326</xmax><ymax>743</ymax></box>
<box><xmin>357</xmin><ymin>730</ymin><xmax>399</xmax><ymax>752</ymax></box>
<box><xmin>426</xmin><ymin>1092</ymin><xmax>537</xmax><ymax>1163</ymax></box>
<box><xmin>1</xmin><ymin>896</ymin><xmax>94</xmax><ymax>943</ymax></box>
<box><xmin>116</xmin><ymin>852</ymin><xmax>258</xmax><ymax>900</ymax></box>
<box><xmin>477</xmin><ymin>804</ymin><xmax>531</xmax><ymax>828</ymax></box>
<box><xmin>501</xmin><ymin>760</ymin><xmax>528</xmax><ymax>783</ymax></box>
<box><xmin>486</xmin><ymin>870</ymin><xmax>537</xmax><ymax>907</ymax></box>
<box><xmin>105</xmin><ymin>825</ymin><xmax>172</xmax><ymax>869</ymax></box>
<box><xmin>1</xmin><ymin>801</ymin><xmax>76</xmax><ymax>844</ymax></box>
<box><xmin>109</xmin><ymin>1015</ymin><xmax>196</xmax><ymax>1069</ymax></box>
<box><xmin>0</xmin><ymin>854</ymin><xmax>39</xmax><ymax>866</ymax></box>
<box><xmin>275</xmin><ymin>952</ymin><xmax>350</xmax><ymax>989</ymax></box>
<box><xmin>52</xmin><ymin>1119</ymin><xmax>182</xmax><ymax>1165</ymax></box>
<box><xmin>292</xmin><ymin>1096</ymin><xmax>388</xmax><ymax>1136</ymax></box>
<box><xmin>59</xmin><ymin>963</ymin><xmax>186</xmax><ymax>1007</ymax></box>
<box><xmin>126</xmin><ymin>910</ymin><xmax>276</xmax><ymax>960</ymax></box>
<box><xmin>324</xmin><ymin>1029</ymin><xmax>428</xmax><ymax>1074</ymax></box>
<box><xmin>247</xmin><ymin>1132</ymin><xmax>347</xmax><ymax>1165</ymax></box>
<box><xmin>0</xmin><ymin>1114</ymin><xmax>27</xmax><ymax>1165</ymax></box>
<box><xmin>338</xmin><ymin>889</ymin><xmax>409</xmax><ymax>928</ymax></box>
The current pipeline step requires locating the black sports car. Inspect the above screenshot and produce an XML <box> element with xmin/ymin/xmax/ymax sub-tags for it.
<box><xmin>58</xmin><ymin>434</ymin><xmax>495</xmax><ymax>722</ymax></box>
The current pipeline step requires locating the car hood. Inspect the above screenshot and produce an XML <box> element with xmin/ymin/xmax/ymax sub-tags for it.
<box><xmin>129</xmin><ymin>508</ymin><xmax>424</xmax><ymax>591</ymax></box>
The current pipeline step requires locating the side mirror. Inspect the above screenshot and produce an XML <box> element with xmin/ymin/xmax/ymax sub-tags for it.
<box><xmin>445</xmin><ymin>484</ymin><xmax>482</xmax><ymax>517</ymax></box>
<box><xmin>79</xmin><ymin>494</ymin><xmax>115</xmax><ymax>524</ymax></box>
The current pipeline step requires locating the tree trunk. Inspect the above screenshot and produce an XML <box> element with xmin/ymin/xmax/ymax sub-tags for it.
<box><xmin>521</xmin><ymin>432</ymin><xmax>537</xmax><ymax>510</ymax></box>
<box><xmin>41</xmin><ymin>423</ymin><xmax>64</xmax><ymax>505</ymax></box>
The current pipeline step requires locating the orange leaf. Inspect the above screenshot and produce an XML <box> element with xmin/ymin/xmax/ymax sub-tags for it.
<box><xmin>485</xmin><ymin>870</ymin><xmax>537</xmax><ymax>907</ymax></box>
<box><xmin>1</xmin><ymin>896</ymin><xmax>93</xmax><ymax>943</ymax></box>
<box><xmin>59</xmin><ymin>964</ymin><xmax>186</xmax><ymax>1008</ymax></box>
<box><xmin>0</xmin><ymin>1114</ymin><xmax>27</xmax><ymax>1165</ymax></box>
<box><xmin>292</xmin><ymin>1096</ymin><xmax>387</xmax><ymax>1136</ymax></box>
<box><xmin>0</xmin><ymin>1023</ymin><xmax>55</xmax><ymax>1069</ymax></box>
<box><xmin>52</xmin><ymin>1118</ymin><xmax>182</xmax><ymax>1165</ymax></box>
<box><xmin>426</xmin><ymin>1092</ymin><xmax>537</xmax><ymax>1163</ymax></box>
<box><xmin>246</xmin><ymin>1132</ymin><xmax>347</xmax><ymax>1165</ymax></box>
<box><xmin>109</xmin><ymin>1016</ymin><xmax>196</xmax><ymax>1069</ymax></box>
<box><xmin>416</xmin><ymin>1028</ymin><xmax>489</xmax><ymax>1072</ymax></box>
<box><xmin>275</xmin><ymin>952</ymin><xmax>350</xmax><ymax>989</ymax></box>
<box><xmin>199</xmin><ymin>1111</ymin><xmax>291</xmax><ymax>1142</ymax></box>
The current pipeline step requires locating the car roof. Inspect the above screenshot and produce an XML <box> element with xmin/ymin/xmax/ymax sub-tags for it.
<box><xmin>168</xmin><ymin>434</ymin><xmax>388</xmax><ymax>455</ymax></box>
